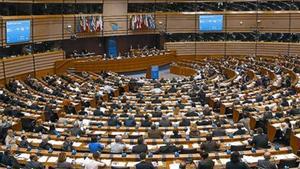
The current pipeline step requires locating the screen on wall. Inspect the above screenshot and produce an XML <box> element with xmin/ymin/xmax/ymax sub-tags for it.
<box><xmin>6</xmin><ymin>20</ymin><xmax>31</xmax><ymax>44</ymax></box>
<box><xmin>199</xmin><ymin>15</ymin><xmax>223</xmax><ymax>32</ymax></box>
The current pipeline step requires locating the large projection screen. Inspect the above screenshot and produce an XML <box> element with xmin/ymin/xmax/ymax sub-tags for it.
<box><xmin>6</xmin><ymin>20</ymin><xmax>31</xmax><ymax>44</ymax></box>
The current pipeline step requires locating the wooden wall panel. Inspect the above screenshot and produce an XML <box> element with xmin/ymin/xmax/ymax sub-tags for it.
<box><xmin>103</xmin><ymin>0</ymin><xmax>128</xmax><ymax>36</ymax></box>
<box><xmin>288</xmin><ymin>43</ymin><xmax>300</xmax><ymax>56</ymax></box>
<box><xmin>257</xmin><ymin>13</ymin><xmax>290</xmax><ymax>33</ymax></box>
<box><xmin>165</xmin><ymin>42</ymin><xmax>297</xmax><ymax>57</ymax></box>
<box><xmin>226</xmin><ymin>13</ymin><xmax>257</xmax><ymax>32</ymax></box>
<box><xmin>1</xmin><ymin>12</ymin><xmax>300</xmax><ymax>44</ymax></box>
<box><xmin>3</xmin><ymin>55</ymin><xmax>34</xmax><ymax>78</ymax></box>
<box><xmin>34</xmin><ymin>50</ymin><xmax>64</xmax><ymax>71</ymax></box>
<box><xmin>165</xmin><ymin>42</ymin><xmax>196</xmax><ymax>56</ymax></box>
<box><xmin>290</xmin><ymin>13</ymin><xmax>300</xmax><ymax>33</ymax></box>
<box><xmin>0</xmin><ymin>62</ymin><xmax>5</xmax><ymax>81</ymax></box>
<box><xmin>166</xmin><ymin>14</ymin><xmax>197</xmax><ymax>33</ymax></box>
<box><xmin>33</xmin><ymin>15</ymin><xmax>63</xmax><ymax>42</ymax></box>
<box><xmin>196</xmin><ymin>42</ymin><xmax>225</xmax><ymax>55</ymax></box>
<box><xmin>0</xmin><ymin>18</ymin><xmax>3</xmax><ymax>47</ymax></box>
<box><xmin>63</xmin><ymin>15</ymin><xmax>75</xmax><ymax>40</ymax></box>
<box><xmin>226</xmin><ymin>42</ymin><xmax>255</xmax><ymax>56</ymax></box>
<box><xmin>256</xmin><ymin>42</ymin><xmax>289</xmax><ymax>56</ymax></box>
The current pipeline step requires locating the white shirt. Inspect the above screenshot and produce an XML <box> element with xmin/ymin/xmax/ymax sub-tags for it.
<box><xmin>83</xmin><ymin>158</ymin><xmax>105</xmax><ymax>169</ymax></box>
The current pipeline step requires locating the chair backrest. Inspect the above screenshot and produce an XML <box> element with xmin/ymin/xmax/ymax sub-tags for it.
<box><xmin>111</xmin><ymin>167</ymin><xmax>130</xmax><ymax>169</ymax></box>
<box><xmin>180</xmin><ymin>148</ymin><xmax>198</xmax><ymax>154</ymax></box>
<box><xmin>230</xmin><ymin>145</ymin><xmax>247</xmax><ymax>151</ymax></box>
<box><xmin>277</xmin><ymin>158</ymin><xmax>299</xmax><ymax>168</ymax></box>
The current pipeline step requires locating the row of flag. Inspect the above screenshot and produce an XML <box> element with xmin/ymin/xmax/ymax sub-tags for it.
<box><xmin>77</xmin><ymin>16</ymin><xmax>103</xmax><ymax>33</ymax></box>
<box><xmin>129</xmin><ymin>14</ymin><xmax>156</xmax><ymax>31</ymax></box>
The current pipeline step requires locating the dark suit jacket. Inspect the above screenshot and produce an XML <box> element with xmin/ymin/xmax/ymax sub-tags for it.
<box><xmin>132</xmin><ymin>144</ymin><xmax>148</xmax><ymax>154</ymax></box>
<box><xmin>24</xmin><ymin>161</ymin><xmax>44</xmax><ymax>169</ymax></box>
<box><xmin>234</xmin><ymin>129</ymin><xmax>247</xmax><ymax>135</ymax></box>
<box><xmin>136</xmin><ymin>161</ymin><xmax>155</xmax><ymax>169</ymax></box>
<box><xmin>185</xmin><ymin>111</ymin><xmax>199</xmax><ymax>117</ymax></box>
<box><xmin>198</xmin><ymin>158</ymin><xmax>215</xmax><ymax>169</ymax></box>
<box><xmin>200</xmin><ymin>141</ymin><xmax>219</xmax><ymax>152</ymax></box>
<box><xmin>156</xmin><ymin>144</ymin><xmax>180</xmax><ymax>154</ymax></box>
<box><xmin>257</xmin><ymin>159</ymin><xmax>277</xmax><ymax>169</ymax></box>
<box><xmin>148</xmin><ymin>129</ymin><xmax>163</xmax><ymax>139</ymax></box>
<box><xmin>1</xmin><ymin>154</ymin><xmax>21</xmax><ymax>168</ymax></box>
<box><xmin>250</xmin><ymin>134</ymin><xmax>269</xmax><ymax>148</ymax></box>
<box><xmin>39</xmin><ymin>141</ymin><xmax>53</xmax><ymax>150</ymax></box>
<box><xmin>141</xmin><ymin>120</ymin><xmax>152</xmax><ymax>127</ymax></box>
<box><xmin>212</xmin><ymin>128</ymin><xmax>226</xmax><ymax>137</ymax></box>
<box><xmin>226</xmin><ymin>161</ymin><xmax>250</xmax><ymax>169</ymax></box>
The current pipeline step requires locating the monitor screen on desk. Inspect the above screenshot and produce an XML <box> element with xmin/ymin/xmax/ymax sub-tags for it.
<box><xmin>199</xmin><ymin>15</ymin><xmax>223</xmax><ymax>32</ymax></box>
<box><xmin>6</xmin><ymin>20</ymin><xmax>31</xmax><ymax>44</ymax></box>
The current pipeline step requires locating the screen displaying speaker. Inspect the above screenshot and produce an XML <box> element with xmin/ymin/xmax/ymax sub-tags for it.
<box><xmin>6</xmin><ymin>20</ymin><xmax>31</xmax><ymax>44</ymax></box>
<box><xmin>199</xmin><ymin>15</ymin><xmax>223</xmax><ymax>32</ymax></box>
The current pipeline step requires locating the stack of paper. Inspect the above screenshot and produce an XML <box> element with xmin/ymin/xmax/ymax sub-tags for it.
<box><xmin>16</xmin><ymin>153</ymin><xmax>30</xmax><ymax>160</ymax></box>
<box><xmin>47</xmin><ymin>157</ymin><xmax>58</xmax><ymax>163</ymax></box>
<box><xmin>192</xmin><ymin>143</ymin><xmax>200</xmax><ymax>148</ymax></box>
<box><xmin>111</xmin><ymin>161</ymin><xmax>127</xmax><ymax>167</ymax></box>
<box><xmin>101</xmin><ymin>159</ymin><xmax>112</xmax><ymax>166</ymax></box>
<box><xmin>126</xmin><ymin>161</ymin><xmax>139</xmax><ymax>167</ymax></box>
<box><xmin>38</xmin><ymin>156</ymin><xmax>48</xmax><ymax>163</ymax></box>
<box><xmin>219</xmin><ymin>158</ymin><xmax>230</xmax><ymax>165</ymax></box>
<box><xmin>169</xmin><ymin>163</ymin><xmax>180</xmax><ymax>169</ymax></box>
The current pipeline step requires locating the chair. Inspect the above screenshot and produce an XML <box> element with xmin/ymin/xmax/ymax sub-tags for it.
<box><xmin>180</xmin><ymin>148</ymin><xmax>198</xmax><ymax>154</ymax></box>
<box><xmin>277</xmin><ymin>158</ymin><xmax>299</xmax><ymax>169</ymax></box>
<box><xmin>111</xmin><ymin>167</ymin><xmax>130</xmax><ymax>169</ymax></box>
<box><xmin>230</xmin><ymin>145</ymin><xmax>247</xmax><ymax>151</ymax></box>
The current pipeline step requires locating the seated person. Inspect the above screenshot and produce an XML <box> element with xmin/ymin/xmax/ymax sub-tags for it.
<box><xmin>202</xmin><ymin>105</ymin><xmax>212</xmax><ymax>116</ymax></box>
<box><xmin>132</xmin><ymin>137</ymin><xmax>148</xmax><ymax>154</ymax></box>
<box><xmin>135</xmin><ymin>152</ymin><xmax>155</xmax><ymax>169</ymax></box>
<box><xmin>233</xmin><ymin>124</ymin><xmax>247</xmax><ymax>135</ymax></box>
<box><xmin>152</xmin><ymin>97</ymin><xmax>161</xmax><ymax>104</ymax></box>
<box><xmin>107</xmin><ymin>115</ymin><xmax>122</xmax><ymax>127</ymax></box>
<box><xmin>124</xmin><ymin>115</ymin><xmax>136</xmax><ymax>127</ymax></box>
<box><xmin>200</xmin><ymin>135</ymin><xmax>220</xmax><ymax>152</ymax></box>
<box><xmin>179</xmin><ymin>117</ymin><xmax>191</xmax><ymax>126</ymax></box>
<box><xmin>189</xmin><ymin>123</ymin><xmax>200</xmax><ymax>138</ymax></box>
<box><xmin>185</xmin><ymin>107</ymin><xmax>199</xmax><ymax>117</ymax></box>
<box><xmin>248</xmin><ymin>128</ymin><xmax>269</xmax><ymax>149</ymax></box>
<box><xmin>5</xmin><ymin>129</ymin><xmax>17</xmax><ymax>148</ymax></box>
<box><xmin>141</xmin><ymin>115</ymin><xmax>152</xmax><ymax>127</ymax></box>
<box><xmin>93</xmin><ymin>106</ymin><xmax>104</xmax><ymax>116</ymax></box>
<box><xmin>19</xmin><ymin>135</ymin><xmax>32</xmax><ymax>148</ymax></box>
<box><xmin>33</xmin><ymin>119</ymin><xmax>48</xmax><ymax>134</ymax></box>
<box><xmin>212</xmin><ymin>122</ymin><xmax>226</xmax><ymax>137</ymax></box>
<box><xmin>69</xmin><ymin>123</ymin><xmax>84</xmax><ymax>136</ymax></box>
<box><xmin>39</xmin><ymin>135</ymin><xmax>53</xmax><ymax>150</ymax></box>
<box><xmin>214</xmin><ymin>115</ymin><xmax>227</xmax><ymax>125</ymax></box>
<box><xmin>288</xmin><ymin>105</ymin><xmax>300</xmax><ymax>116</ymax></box>
<box><xmin>148</xmin><ymin>125</ymin><xmax>163</xmax><ymax>139</ymax></box>
<box><xmin>257</xmin><ymin>152</ymin><xmax>278</xmax><ymax>169</ymax></box>
<box><xmin>1</xmin><ymin>149</ymin><xmax>21</xmax><ymax>168</ymax></box>
<box><xmin>155</xmin><ymin>138</ymin><xmax>182</xmax><ymax>154</ymax></box>
<box><xmin>62</xmin><ymin>137</ymin><xmax>74</xmax><ymax>151</ymax></box>
<box><xmin>89</xmin><ymin>135</ymin><xmax>104</xmax><ymax>153</ymax></box>
<box><xmin>24</xmin><ymin>154</ymin><xmax>44</xmax><ymax>169</ymax></box>
<box><xmin>170</xmin><ymin>128</ymin><xmax>182</xmax><ymax>138</ymax></box>
<box><xmin>160</xmin><ymin>103</ymin><xmax>168</xmax><ymax>110</ymax></box>
<box><xmin>109</xmin><ymin>135</ymin><xmax>127</xmax><ymax>153</ymax></box>
<box><xmin>78</xmin><ymin>107</ymin><xmax>87</xmax><ymax>115</ymax></box>
<box><xmin>226</xmin><ymin>151</ymin><xmax>250</xmax><ymax>169</ymax></box>
<box><xmin>198</xmin><ymin>151</ymin><xmax>215</xmax><ymax>169</ymax></box>
<box><xmin>159</xmin><ymin>115</ymin><xmax>172</xmax><ymax>127</ymax></box>
<box><xmin>83</xmin><ymin>152</ymin><xmax>106</xmax><ymax>169</ymax></box>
